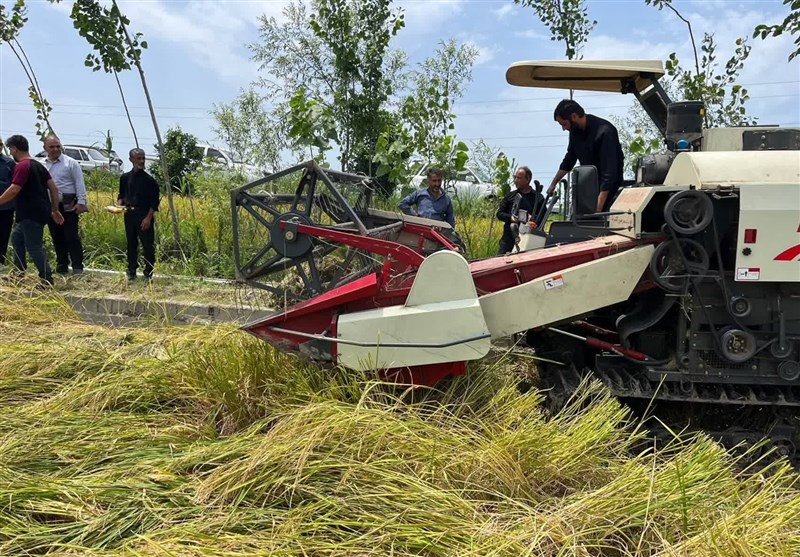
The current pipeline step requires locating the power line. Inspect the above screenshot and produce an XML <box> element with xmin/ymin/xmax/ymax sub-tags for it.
<box><xmin>3</xmin><ymin>92</ymin><xmax>797</xmax><ymax>123</ymax></box>
<box><xmin>455</xmin><ymin>80</ymin><xmax>800</xmax><ymax>105</ymax></box>
<box><xmin>0</xmin><ymin>79</ymin><xmax>796</xmax><ymax>111</ymax></box>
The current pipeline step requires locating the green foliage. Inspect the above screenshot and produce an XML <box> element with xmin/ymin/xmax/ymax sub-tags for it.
<box><xmin>616</xmin><ymin>0</ymin><xmax>757</xmax><ymax>174</ymax></box>
<box><xmin>0</xmin><ymin>0</ymin><xmax>26</xmax><ymax>42</ymax></box>
<box><xmin>252</xmin><ymin>0</ymin><xmax>406</xmax><ymax>171</ymax></box>
<box><xmin>513</xmin><ymin>0</ymin><xmax>596</xmax><ymax>59</ymax></box>
<box><xmin>431</xmin><ymin>135</ymin><xmax>469</xmax><ymax>177</ymax></box>
<box><xmin>308</xmin><ymin>0</ymin><xmax>404</xmax><ymax>170</ymax></box>
<box><xmin>753</xmin><ymin>0</ymin><xmax>800</xmax><ymax>62</ymax></box>
<box><xmin>287</xmin><ymin>88</ymin><xmax>338</xmax><ymax>163</ymax></box>
<box><xmin>400</xmin><ymin>40</ymin><xmax>478</xmax><ymax>162</ymax></box>
<box><xmin>84</xmin><ymin>167</ymin><xmax>120</xmax><ymax>191</ymax></box>
<box><xmin>27</xmin><ymin>85</ymin><xmax>53</xmax><ymax>142</ymax></box>
<box><xmin>372</xmin><ymin>126</ymin><xmax>413</xmax><ymax>187</ymax></box>
<box><xmin>211</xmin><ymin>87</ymin><xmax>282</xmax><ymax>173</ymax></box>
<box><xmin>372</xmin><ymin>40</ymin><xmax>478</xmax><ymax>187</ymax></box>
<box><xmin>57</xmin><ymin>0</ymin><xmax>146</xmax><ymax>73</ymax></box>
<box><xmin>665</xmin><ymin>34</ymin><xmax>755</xmax><ymax>127</ymax></box>
<box><xmin>494</xmin><ymin>152</ymin><xmax>514</xmax><ymax>198</ymax></box>
<box><xmin>150</xmin><ymin>127</ymin><xmax>202</xmax><ymax>193</ymax></box>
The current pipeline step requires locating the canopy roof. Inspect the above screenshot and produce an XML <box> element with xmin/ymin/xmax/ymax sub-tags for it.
<box><xmin>505</xmin><ymin>60</ymin><xmax>665</xmax><ymax>93</ymax></box>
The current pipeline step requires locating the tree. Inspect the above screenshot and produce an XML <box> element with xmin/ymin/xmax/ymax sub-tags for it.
<box><xmin>110</xmin><ymin>0</ymin><xmax>180</xmax><ymax>246</ymax></box>
<box><xmin>401</xmin><ymin>40</ymin><xmax>478</xmax><ymax>162</ymax></box>
<box><xmin>286</xmin><ymin>88</ymin><xmax>338</xmax><ymax>164</ymax></box>
<box><xmin>49</xmin><ymin>0</ymin><xmax>181</xmax><ymax>247</ymax></box>
<box><xmin>372</xmin><ymin>41</ymin><xmax>478</xmax><ymax>193</ymax></box>
<box><xmin>150</xmin><ymin>127</ymin><xmax>202</xmax><ymax>194</ymax></box>
<box><xmin>0</xmin><ymin>0</ymin><xmax>54</xmax><ymax>140</ymax></box>
<box><xmin>211</xmin><ymin>87</ymin><xmax>284</xmax><ymax>173</ymax></box>
<box><xmin>250</xmin><ymin>0</ymin><xmax>406</xmax><ymax>171</ymax></box>
<box><xmin>614</xmin><ymin>0</ymin><xmax>756</xmax><ymax>177</ymax></box>
<box><xmin>58</xmin><ymin>0</ymin><xmax>140</xmax><ymax>146</ymax></box>
<box><xmin>754</xmin><ymin>0</ymin><xmax>800</xmax><ymax>62</ymax></box>
<box><xmin>512</xmin><ymin>0</ymin><xmax>596</xmax><ymax>60</ymax></box>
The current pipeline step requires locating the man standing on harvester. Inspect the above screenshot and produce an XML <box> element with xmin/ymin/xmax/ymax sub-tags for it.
<box><xmin>546</xmin><ymin>99</ymin><xmax>624</xmax><ymax>213</ymax></box>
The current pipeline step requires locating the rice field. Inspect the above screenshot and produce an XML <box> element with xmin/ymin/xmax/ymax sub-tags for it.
<box><xmin>1</xmin><ymin>285</ymin><xmax>799</xmax><ymax>556</ymax></box>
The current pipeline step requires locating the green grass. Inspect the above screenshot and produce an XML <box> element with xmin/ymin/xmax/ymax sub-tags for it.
<box><xmin>77</xmin><ymin>171</ymin><xmax>516</xmax><ymax>280</ymax></box>
<box><xmin>1</xmin><ymin>289</ymin><xmax>798</xmax><ymax>556</ymax></box>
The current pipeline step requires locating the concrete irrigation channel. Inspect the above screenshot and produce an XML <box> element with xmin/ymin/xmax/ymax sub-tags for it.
<box><xmin>54</xmin><ymin>269</ymin><xmax>275</xmax><ymax>327</ymax></box>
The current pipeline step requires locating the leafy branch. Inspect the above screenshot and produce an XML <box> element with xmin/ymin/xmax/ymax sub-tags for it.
<box><xmin>753</xmin><ymin>0</ymin><xmax>800</xmax><ymax>62</ymax></box>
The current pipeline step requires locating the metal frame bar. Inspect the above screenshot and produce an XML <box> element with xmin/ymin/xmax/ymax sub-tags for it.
<box><xmin>267</xmin><ymin>325</ymin><xmax>490</xmax><ymax>348</ymax></box>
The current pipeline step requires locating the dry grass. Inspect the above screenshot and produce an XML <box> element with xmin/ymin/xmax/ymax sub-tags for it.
<box><xmin>0</xmin><ymin>288</ymin><xmax>798</xmax><ymax>556</ymax></box>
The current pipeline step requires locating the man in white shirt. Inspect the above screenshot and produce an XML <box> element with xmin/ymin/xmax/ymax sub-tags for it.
<box><xmin>43</xmin><ymin>135</ymin><xmax>88</xmax><ymax>275</ymax></box>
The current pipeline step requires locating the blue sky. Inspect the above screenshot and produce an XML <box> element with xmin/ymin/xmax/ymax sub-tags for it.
<box><xmin>1</xmin><ymin>0</ymin><xmax>798</xmax><ymax>181</ymax></box>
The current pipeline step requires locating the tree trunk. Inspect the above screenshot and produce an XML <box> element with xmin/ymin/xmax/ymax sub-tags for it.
<box><xmin>113</xmin><ymin>0</ymin><xmax>181</xmax><ymax>250</ymax></box>
<box><xmin>8</xmin><ymin>42</ymin><xmax>55</xmax><ymax>136</ymax></box>
<box><xmin>114</xmin><ymin>70</ymin><xmax>139</xmax><ymax>148</ymax></box>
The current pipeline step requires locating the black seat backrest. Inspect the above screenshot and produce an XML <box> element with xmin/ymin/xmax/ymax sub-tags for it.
<box><xmin>571</xmin><ymin>165</ymin><xmax>599</xmax><ymax>217</ymax></box>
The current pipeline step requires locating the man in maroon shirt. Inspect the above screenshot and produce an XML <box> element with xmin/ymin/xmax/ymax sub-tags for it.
<box><xmin>0</xmin><ymin>135</ymin><xmax>63</xmax><ymax>285</ymax></box>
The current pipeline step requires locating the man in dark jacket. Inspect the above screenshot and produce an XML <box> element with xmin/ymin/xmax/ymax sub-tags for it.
<box><xmin>117</xmin><ymin>148</ymin><xmax>160</xmax><ymax>280</ymax></box>
<box><xmin>0</xmin><ymin>139</ymin><xmax>16</xmax><ymax>269</ymax></box>
<box><xmin>496</xmin><ymin>166</ymin><xmax>544</xmax><ymax>255</ymax></box>
<box><xmin>546</xmin><ymin>99</ymin><xmax>624</xmax><ymax>213</ymax></box>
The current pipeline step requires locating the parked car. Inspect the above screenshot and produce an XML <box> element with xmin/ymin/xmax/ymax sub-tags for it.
<box><xmin>73</xmin><ymin>145</ymin><xmax>124</xmax><ymax>170</ymax></box>
<box><xmin>403</xmin><ymin>163</ymin><xmax>497</xmax><ymax>200</ymax></box>
<box><xmin>195</xmin><ymin>144</ymin><xmax>266</xmax><ymax>182</ymax></box>
<box><xmin>34</xmin><ymin>144</ymin><xmax>122</xmax><ymax>174</ymax></box>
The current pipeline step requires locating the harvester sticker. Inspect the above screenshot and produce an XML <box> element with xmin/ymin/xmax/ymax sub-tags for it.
<box><xmin>544</xmin><ymin>274</ymin><xmax>565</xmax><ymax>290</ymax></box>
<box><xmin>737</xmin><ymin>267</ymin><xmax>761</xmax><ymax>281</ymax></box>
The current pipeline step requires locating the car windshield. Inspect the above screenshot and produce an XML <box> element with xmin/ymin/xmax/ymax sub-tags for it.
<box><xmin>469</xmin><ymin>166</ymin><xmax>490</xmax><ymax>183</ymax></box>
<box><xmin>87</xmin><ymin>148</ymin><xmax>109</xmax><ymax>161</ymax></box>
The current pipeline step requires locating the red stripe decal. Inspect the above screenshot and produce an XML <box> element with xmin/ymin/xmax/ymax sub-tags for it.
<box><xmin>775</xmin><ymin>244</ymin><xmax>800</xmax><ymax>261</ymax></box>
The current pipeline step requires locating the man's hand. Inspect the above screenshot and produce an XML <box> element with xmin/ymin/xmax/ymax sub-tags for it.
<box><xmin>75</xmin><ymin>204</ymin><xmax>88</xmax><ymax>214</ymax></box>
<box><xmin>141</xmin><ymin>215</ymin><xmax>153</xmax><ymax>231</ymax></box>
<box><xmin>547</xmin><ymin>184</ymin><xmax>556</xmax><ymax>196</ymax></box>
<box><xmin>526</xmin><ymin>220</ymin><xmax>538</xmax><ymax>229</ymax></box>
<box><xmin>52</xmin><ymin>210</ymin><xmax>64</xmax><ymax>226</ymax></box>
<box><xmin>115</xmin><ymin>199</ymin><xmax>125</xmax><ymax>207</ymax></box>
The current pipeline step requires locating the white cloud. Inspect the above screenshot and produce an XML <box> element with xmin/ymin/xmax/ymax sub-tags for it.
<box><xmin>102</xmin><ymin>0</ymin><xmax>292</xmax><ymax>79</ymax></box>
<box><xmin>398</xmin><ymin>0</ymin><xmax>465</xmax><ymax>35</ymax></box>
<box><xmin>493</xmin><ymin>5</ymin><xmax>514</xmax><ymax>21</ymax></box>
<box><xmin>463</xmin><ymin>40</ymin><xmax>498</xmax><ymax>65</ymax></box>
<box><xmin>513</xmin><ymin>29</ymin><xmax>548</xmax><ymax>40</ymax></box>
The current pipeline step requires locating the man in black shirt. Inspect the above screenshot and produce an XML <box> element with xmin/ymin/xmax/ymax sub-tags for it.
<box><xmin>117</xmin><ymin>148</ymin><xmax>160</xmax><ymax>280</ymax></box>
<box><xmin>546</xmin><ymin>100</ymin><xmax>624</xmax><ymax>213</ymax></box>
<box><xmin>496</xmin><ymin>166</ymin><xmax>544</xmax><ymax>255</ymax></box>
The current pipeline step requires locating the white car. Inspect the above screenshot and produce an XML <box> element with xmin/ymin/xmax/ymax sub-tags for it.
<box><xmin>404</xmin><ymin>164</ymin><xmax>497</xmax><ymax>200</ymax></box>
<box><xmin>195</xmin><ymin>144</ymin><xmax>266</xmax><ymax>182</ymax></box>
<box><xmin>35</xmin><ymin>145</ymin><xmax>122</xmax><ymax>174</ymax></box>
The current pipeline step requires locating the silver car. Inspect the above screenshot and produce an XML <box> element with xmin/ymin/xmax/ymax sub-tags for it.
<box><xmin>35</xmin><ymin>145</ymin><xmax>122</xmax><ymax>173</ymax></box>
<box><xmin>404</xmin><ymin>163</ymin><xmax>498</xmax><ymax>200</ymax></box>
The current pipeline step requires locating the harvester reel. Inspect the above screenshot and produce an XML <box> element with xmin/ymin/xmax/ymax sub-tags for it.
<box><xmin>664</xmin><ymin>190</ymin><xmax>714</xmax><ymax>234</ymax></box>
<box><xmin>649</xmin><ymin>238</ymin><xmax>710</xmax><ymax>293</ymax></box>
<box><xmin>231</xmin><ymin>161</ymin><xmax>383</xmax><ymax>301</ymax></box>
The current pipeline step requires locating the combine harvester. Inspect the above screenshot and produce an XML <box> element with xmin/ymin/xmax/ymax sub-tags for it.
<box><xmin>233</xmin><ymin>60</ymin><xmax>800</xmax><ymax>463</ymax></box>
